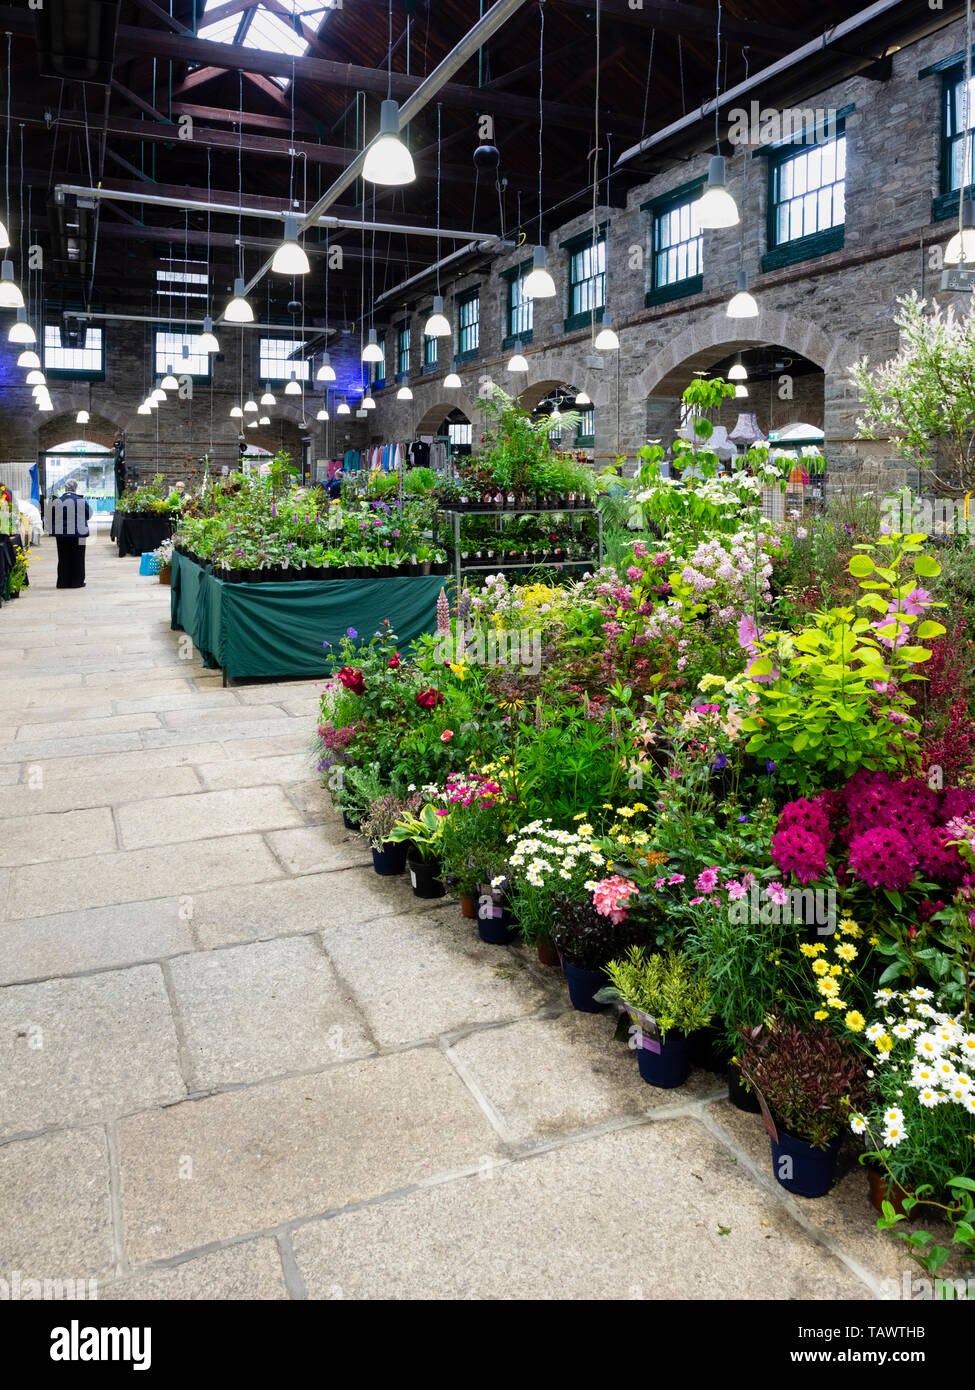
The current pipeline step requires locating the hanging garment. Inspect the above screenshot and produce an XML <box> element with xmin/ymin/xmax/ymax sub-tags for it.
<box><xmin>430</xmin><ymin>440</ymin><xmax>448</xmax><ymax>472</ymax></box>
<box><xmin>410</xmin><ymin>440</ymin><xmax>431</xmax><ymax>469</ymax></box>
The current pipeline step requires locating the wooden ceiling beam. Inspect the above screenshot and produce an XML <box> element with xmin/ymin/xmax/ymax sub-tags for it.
<box><xmin>549</xmin><ymin>0</ymin><xmax>817</xmax><ymax>57</ymax></box>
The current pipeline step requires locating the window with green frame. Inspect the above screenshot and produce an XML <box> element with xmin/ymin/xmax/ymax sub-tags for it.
<box><xmin>422</xmin><ymin>322</ymin><xmax>438</xmax><ymax>372</ymax></box>
<box><xmin>934</xmin><ymin>66</ymin><xmax>975</xmax><ymax>219</ymax></box>
<box><xmin>763</xmin><ymin>121</ymin><xmax>846</xmax><ymax>271</ymax></box>
<box><xmin>507</xmin><ymin>268</ymin><xmax>533</xmax><ymax>343</ymax></box>
<box><xmin>456</xmin><ymin>291</ymin><xmax>479</xmax><ymax>361</ymax></box>
<box><xmin>44</xmin><ymin>325</ymin><xmax>105</xmax><ymax>379</ymax></box>
<box><xmin>647</xmin><ymin>187</ymin><xmax>704</xmax><ymax>305</ymax></box>
<box><xmin>576</xmin><ymin>405</ymin><xmax>594</xmax><ymax>448</ymax></box>
<box><xmin>565</xmin><ymin>235</ymin><xmax>605</xmax><ymax>331</ymax></box>
<box><xmin>396</xmin><ymin>322</ymin><xmax>410</xmax><ymax>377</ymax></box>
<box><xmin>371</xmin><ymin>337</ymin><xmax>386</xmax><ymax>387</ymax></box>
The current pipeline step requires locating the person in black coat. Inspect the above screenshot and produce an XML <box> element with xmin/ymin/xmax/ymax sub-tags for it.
<box><xmin>49</xmin><ymin>480</ymin><xmax>91</xmax><ymax>589</ymax></box>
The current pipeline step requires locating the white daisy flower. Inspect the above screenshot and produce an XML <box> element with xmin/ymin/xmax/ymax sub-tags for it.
<box><xmin>850</xmin><ymin>1114</ymin><xmax>866</xmax><ymax>1135</ymax></box>
<box><xmin>908</xmin><ymin>987</ymin><xmax>934</xmax><ymax>1000</ymax></box>
<box><xmin>918</xmin><ymin>1089</ymin><xmax>943</xmax><ymax>1108</ymax></box>
<box><xmin>883</xmin><ymin>1107</ymin><xmax>904</xmax><ymax>1126</ymax></box>
<box><xmin>883</xmin><ymin>1124</ymin><xmax>908</xmax><ymax>1147</ymax></box>
<box><xmin>866</xmin><ymin>1023</ymin><xmax>886</xmax><ymax>1042</ymax></box>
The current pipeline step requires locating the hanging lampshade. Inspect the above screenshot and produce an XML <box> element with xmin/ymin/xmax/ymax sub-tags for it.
<box><xmin>137</xmin><ymin>402</ymin><xmax>151</xmax><ymax>416</ymax></box>
<box><xmin>76</xmin><ymin>409</ymin><xmax>90</xmax><ymax>424</ymax></box>
<box><xmin>444</xmin><ymin>363</ymin><xmax>462</xmax><ymax>389</ymax></box>
<box><xmin>361</xmin><ymin>328</ymin><xmax>384</xmax><ymax>364</ymax></box>
<box><xmin>244</xmin><ymin>398</ymin><xmax>258</xmax><ymax>413</ymax></box>
<box><xmin>728</xmin><ymin>356</ymin><xmax>748</xmax><ymax>382</ymax></box>
<box><xmin>198</xmin><ymin>315</ymin><xmax>220</xmax><ymax>353</ymax></box>
<box><xmin>361</xmin><ymin>394</ymin><xmax>376</xmax><ymax>410</ymax></box>
<box><xmin>224</xmin><ymin>277</ymin><xmax>254</xmax><ymax>323</ymax></box>
<box><xmin>396</xmin><ymin>375</ymin><xmax>413</xmax><ymax>400</ymax></box>
<box><xmin>258</xmin><ymin>414</ymin><xmax>271</xmax><ymax>425</ymax></box>
<box><xmin>284</xmin><ymin>372</ymin><xmax>302</xmax><ymax>396</ymax></box>
<box><xmin>728</xmin><ymin>412</ymin><xmax>766</xmax><ymax>446</ymax></box>
<box><xmin>8</xmin><ymin>308</ymin><xmax>35</xmax><ymax>345</ymax></box>
<box><xmin>734</xmin><ymin>383</ymin><xmax>749</xmax><ymax>399</ymax></box>
<box><xmin>246</xmin><ymin>418</ymin><xmax>258</xmax><ymax>429</ymax></box>
<box><xmin>316</xmin><ymin>408</ymin><xmax>329</xmax><ymax>421</ymax></box>
<box><xmin>0</xmin><ymin>259</ymin><xmax>24</xmax><ymax>309</ymax></box>
<box><xmin>17</xmin><ymin>348</ymin><xmax>40</xmax><ymax>369</ymax></box>
<box><xmin>25</xmin><ymin>369</ymin><xmax>45</xmax><ymax>385</ymax></box>
<box><xmin>507</xmin><ymin>341</ymin><xmax>528</xmax><ymax>372</ymax></box>
<box><xmin>271</xmin><ymin>215</ymin><xmax>310</xmax><ymax>276</ymax></box>
<box><xmin>363</xmin><ymin>99</ymin><xmax>416</xmax><ymax>186</ymax></box>
<box><xmin>229</xmin><ymin>403</ymin><xmax>244</xmax><ymax>418</ymax></box>
<box><xmin>161</xmin><ymin>365</ymin><xmax>179</xmax><ymax>390</ymax></box>
<box><xmin>523</xmin><ymin>245</ymin><xmax>556</xmax><ymax>299</ymax></box>
<box><xmin>147</xmin><ymin>396</ymin><xmax>159</xmax><ymax>410</ymax></box>
<box><xmin>424</xmin><ymin>295</ymin><xmax>451</xmax><ymax>337</ymax></box>
<box><xmin>36</xmin><ymin>397</ymin><xmax>53</xmax><ymax>412</ymax></box>
<box><xmin>693</xmin><ymin>155</ymin><xmax>739</xmax><ymax>230</ymax></box>
<box><xmin>151</xmin><ymin>385</ymin><xmax>167</xmax><ymax>403</ymax></box>
<box><xmin>260</xmin><ymin>383</ymin><xmax>276</xmax><ymax>405</ymax></box>
<box><xmin>337</xmin><ymin>399</ymin><xmax>351</xmax><ymax>415</ymax></box>
<box><xmin>574</xmin><ymin>390</ymin><xmax>591</xmax><ymax>405</ymax></box>
<box><xmin>31</xmin><ymin>384</ymin><xmax>47</xmax><ymax>398</ymax></box>
<box><xmin>727</xmin><ymin>271</ymin><xmax>759</xmax><ymax>319</ymax></box>
<box><xmin>594</xmin><ymin>312</ymin><xmax>620</xmax><ymax>351</ymax></box>
<box><xmin>316</xmin><ymin>353</ymin><xmax>336</xmax><ymax>382</ymax></box>
<box><xmin>945</xmin><ymin>199</ymin><xmax>975</xmax><ymax>265</ymax></box>
<box><xmin>0</xmin><ymin>218</ymin><xmax>7</xmax><ymax>251</ymax></box>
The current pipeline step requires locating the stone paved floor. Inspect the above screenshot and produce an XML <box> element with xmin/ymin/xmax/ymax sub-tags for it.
<box><xmin>0</xmin><ymin>536</ymin><xmax>908</xmax><ymax>1300</ymax></box>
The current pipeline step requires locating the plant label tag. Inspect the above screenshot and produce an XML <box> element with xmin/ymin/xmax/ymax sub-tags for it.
<box><xmin>477</xmin><ymin>890</ymin><xmax>503</xmax><ymax>920</ymax></box>
<box><xmin>750</xmin><ymin>1081</ymin><xmax>778</xmax><ymax>1144</ymax></box>
<box><xmin>409</xmin><ymin>870</ymin><xmax>417</xmax><ymax>889</ymax></box>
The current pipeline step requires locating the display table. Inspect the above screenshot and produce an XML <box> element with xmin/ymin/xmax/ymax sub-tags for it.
<box><xmin>170</xmin><ymin>550</ymin><xmax>444</xmax><ymax>683</ymax></box>
<box><xmin>111</xmin><ymin>511</ymin><xmax>177</xmax><ymax>558</ymax></box>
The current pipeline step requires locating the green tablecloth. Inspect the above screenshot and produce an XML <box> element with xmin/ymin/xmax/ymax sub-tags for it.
<box><xmin>170</xmin><ymin>551</ymin><xmax>444</xmax><ymax>681</ymax></box>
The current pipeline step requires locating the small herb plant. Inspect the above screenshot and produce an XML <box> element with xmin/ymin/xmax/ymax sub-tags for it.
<box><xmin>602</xmin><ymin>946</ymin><xmax>712</xmax><ymax>1042</ymax></box>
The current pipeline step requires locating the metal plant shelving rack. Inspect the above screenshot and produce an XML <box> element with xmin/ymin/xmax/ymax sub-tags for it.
<box><xmin>435</xmin><ymin>505</ymin><xmax>603</xmax><ymax>591</ymax></box>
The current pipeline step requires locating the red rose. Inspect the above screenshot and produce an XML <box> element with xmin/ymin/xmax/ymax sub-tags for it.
<box><xmin>338</xmin><ymin>667</ymin><xmax>366</xmax><ymax>696</ymax></box>
<box><xmin>388</xmin><ymin>653</ymin><xmax>401</xmax><ymax>669</ymax></box>
<box><xmin>415</xmin><ymin>688</ymin><xmax>444</xmax><ymax>710</ymax></box>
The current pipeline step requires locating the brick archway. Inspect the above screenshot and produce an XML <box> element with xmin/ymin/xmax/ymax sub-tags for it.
<box><xmin>517</xmin><ymin>378</ymin><xmax>583</xmax><ymax>413</ymax></box>
<box><xmin>414</xmin><ymin>397</ymin><xmax>476</xmax><ymax>436</ymax></box>
<box><xmin>39</xmin><ymin>411</ymin><xmax>120</xmax><ymax>453</ymax></box>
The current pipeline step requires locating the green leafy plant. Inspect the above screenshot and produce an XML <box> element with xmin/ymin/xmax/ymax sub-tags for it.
<box><xmin>387</xmin><ymin>803</ymin><xmax>448</xmax><ymax>861</ymax></box>
<box><xmin>602</xmin><ymin>946</ymin><xmax>712</xmax><ymax>1042</ymax></box>
<box><xmin>737</xmin><ymin>1016</ymin><xmax>869</xmax><ymax>1149</ymax></box>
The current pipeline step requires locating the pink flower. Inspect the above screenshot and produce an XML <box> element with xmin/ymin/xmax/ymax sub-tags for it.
<box><xmin>668</xmin><ymin>873</ymin><xmax>685</xmax><ymax>885</ymax></box>
<box><xmin>688</xmin><ymin>896</ymin><xmax>705</xmax><ymax>906</ymax></box>
<box><xmin>695</xmin><ymin>866</ymin><xmax>720</xmax><ymax>893</ymax></box>
<box><xmin>441</xmin><ymin>729</ymin><xmax>454</xmax><ymax>743</ymax></box>
<box><xmin>725</xmin><ymin>880</ymin><xmax>747</xmax><ymax>900</ymax></box>
<box><xmin>847</xmin><ymin>827</ymin><xmax>918</xmax><ymax>891</ymax></box>
<box><xmin>592</xmin><ymin>874</ymin><xmax>636</xmax><ymax>924</ymax></box>
<box><xmin>626</xmin><ymin>565</ymin><xmax>642</xmax><ymax>583</ymax></box>
<box><xmin>765</xmin><ymin>882</ymin><xmax>788</xmax><ymax>905</ymax></box>
<box><xmin>632</xmin><ymin>541</ymin><xmax>647</xmax><ymax>560</ymax></box>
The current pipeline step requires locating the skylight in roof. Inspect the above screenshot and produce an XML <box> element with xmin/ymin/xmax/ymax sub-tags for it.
<box><xmin>198</xmin><ymin>3</ymin><xmax>335</xmax><ymax>86</ymax></box>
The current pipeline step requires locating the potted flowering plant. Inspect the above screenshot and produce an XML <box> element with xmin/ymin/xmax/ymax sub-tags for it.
<box><xmin>738</xmin><ymin>1017</ymin><xmax>870</xmax><ymax>1198</ymax></box>
<box><xmin>387</xmin><ymin>803</ymin><xmax>448</xmax><ymax>897</ymax></box>
<box><xmin>601</xmin><ymin>946</ymin><xmax>712</xmax><ymax>1087</ymax></box>
<box><xmin>551</xmin><ymin>892</ymin><xmax>648</xmax><ymax>1012</ymax></box>
<box><xmin>504</xmin><ymin>819</ymin><xmax>609</xmax><ymax>964</ymax></box>
<box><xmin>437</xmin><ymin>773</ymin><xmax>512</xmax><ymax>931</ymax></box>
<box><xmin>361</xmin><ymin>791</ymin><xmax>421</xmax><ymax>876</ymax></box>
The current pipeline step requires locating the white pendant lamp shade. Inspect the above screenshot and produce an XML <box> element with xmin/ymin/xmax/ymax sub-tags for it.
<box><xmin>198</xmin><ymin>316</ymin><xmax>220</xmax><ymax>353</ymax></box>
<box><xmin>161</xmin><ymin>366</ymin><xmax>179</xmax><ymax>390</ymax></box>
<box><xmin>76</xmin><ymin>409</ymin><xmax>90</xmax><ymax>424</ymax></box>
<box><xmin>272</xmin><ymin>216</ymin><xmax>310</xmax><ymax>276</ymax></box>
<box><xmin>31</xmin><ymin>384</ymin><xmax>46</xmax><ymax>398</ymax></box>
<box><xmin>284</xmin><ymin>373</ymin><xmax>302</xmax><ymax>396</ymax></box>
<box><xmin>734</xmin><ymin>383</ymin><xmax>749</xmax><ymax>398</ymax></box>
<box><xmin>361</xmin><ymin>394</ymin><xmax>376</xmax><ymax>410</ymax></box>
<box><xmin>316</xmin><ymin>408</ymin><xmax>328</xmax><ymax>421</ymax></box>
<box><xmin>361</xmin><ymin>328</ymin><xmax>384</xmax><ymax>364</ymax></box>
<box><xmin>728</xmin><ymin>359</ymin><xmax>748</xmax><ymax>381</ymax></box>
<box><xmin>257</xmin><ymin>415</ymin><xmax>269</xmax><ymax>427</ymax></box>
<box><xmin>244</xmin><ymin>398</ymin><xmax>258</xmax><ymax>413</ymax></box>
<box><xmin>17</xmin><ymin>348</ymin><xmax>40</xmax><ymax>368</ymax></box>
<box><xmin>727</xmin><ymin>271</ymin><xmax>759</xmax><ymax>319</ymax></box>
<box><xmin>424</xmin><ymin>295</ymin><xmax>451</xmax><ymax>337</ymax></box>
<box><xmin>574</xmin><ymin>390</ymin><xmax>591</xmax><ymax>405</ymax></box>
<box><xmin>693</xmin><ymin>155</ymin><xmax>739</xmax><ymax>230</ymax></box>
<box><xmin>507</xmin><ymin>341</ymin><xmax>529</xmax><ymax>372</ymax></box>
<box><xmin>337</xmin><ymin>399</ymin><xmax>350</xmax><ymax>415</ymax></box>
<box><xmin>151</xmin><ymin>386</ymin><xmax>166</xmax><ymax>403</ymax></box>
<box><xmin>224</xmin><ymin>277</ymin><xmax>254</xmax><ymax>323</ymax></box>
<box><xmin>945</xmin><ymin>199</ymin><xmax>975</xmax><ymax>265</ymax></box>
<box><xmin>363</xmin><ymin>99</ymin><xmax>416</xmax><ymax>186</ymax></box>
<box><xmin>147</xmin><ymin>395</ymin><xmax>159</xmax><ymax>409</ymax></box>
<box><xmin>229</xmin><ymin>403</ymin><xmax>244</xmax><ymax>418</ymax></box>
<box><xmin>396</xmin><ymin>377</ymin><xmax>413</xmax><ymax>400</ymax></box>
<box><xmin>8</xmin><ymin>308</ymin><xmax>35</xmax><ymax>344</ymax></box>
<box><xmin>523</xmin><ymin>244</ymin><xmax>556</xmax><ymax>299</ymax></box>
<box><xmin>37</xmin><ymin>398</ymin><xmax>53</xmax><ymax>411</ymax></box>
<box><xmin>247</xmin><ymin>419</ymin><xmax>258</xmax><ymax>429</ymax></box>
<box><xmin>25</xmin><ymin>369</ymin><xmax>45</xmax><ymax>385</ymax></box>
<box><xmin>0</xmin><ymin>259</ymin><xmax>24</xmax><ymax>309</ymax></box>
<box><xmin>137</xmin><ymin>402</ymin><xmax>151</xmax><ymax>415</ymax></box>
<box><xmin>260</xmin><ymin>383</ymin><xmax>276</xmax><ymax>405</ymax></box>
<box><xmin>594</xmin><ymin>312</ymin><xmax>620</xmax><ymax>351</ymax></box>
<box><xmin>0</xmin><ymin>218</ymin><xmax>8</xmax><ymax>251</ymax></box>
<box><xmin>444</xmin><ymin>368</ymin><xmax>462</xmax><ymax>389</ymax></box>
<box><xmin>316</xmin><ymin>354</ymin><xmax>336</xmax><ymax>382</ymax></box>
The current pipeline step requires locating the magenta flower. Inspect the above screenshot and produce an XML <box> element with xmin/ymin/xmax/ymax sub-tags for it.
<box><xmin>765</xmin><ymin>882</ymin><xmax>788</xmax><ymax>906</ymax></box>
<box><xmin>695</xmin><ymin>866</ymin><xmax>720</xmax><ymax>893</ymax></box>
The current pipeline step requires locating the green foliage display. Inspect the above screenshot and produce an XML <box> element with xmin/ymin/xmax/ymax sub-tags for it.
<box><xmin>603</xmin><ymin>946</ymin><xmax>712</xmax><ymax>1042</ymax></box>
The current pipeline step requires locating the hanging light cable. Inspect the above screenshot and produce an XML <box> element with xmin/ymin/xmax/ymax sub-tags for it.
<box><xmin>523</xmin><ymin>3</ymin><xmax>556</xmax><ymax>299</ymax></box>
<box><xmin>0</xmin><ymin>36</ymin><xmax>11</xmax><ymax>250</ymax></box>
<box><xmin>363</xmin><ymin>0</ymin><xmax>416</xmax><ymax>185</ymax></box>
<box><xmin>317</xmin><ymin>228</ymin><xmax>336</xmax><ymax>380</ymax></box>
<box><xmin>424</xmin><ymin>105</ymin><xmax>452</xmax><ymax>338</ymax></box>
<box><xmin>199</xmin><ymin>149</ymin><xmax>220</xmax><ymax>351</ymax></box>
<box><xmin>693</xmin><ymin>1</ymin><xmax>739</xmax><ymax>230</ymax></box>
<box><xmin>591</xmin><ymin>2</ymin><xmax>618</xmax><ymax>352</ymax></box>
<box><xmin>224</xmin><ymin>74</ymin><xmax>253</xmax><ymax>322</ymax></box>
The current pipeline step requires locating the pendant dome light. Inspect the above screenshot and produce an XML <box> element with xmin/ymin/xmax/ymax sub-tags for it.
<box><xmin>574</xmin><ymin>390</ymin><xmax>591</xmax><ymax>405</ymax></box>
<box><xmin>147</xmin><ymin>395</ymin><xmax>159</xmax><ymax>410</ymax></box>
<box><xmin>229</xmin><ymin>403</ymin><xmax>244</xmax><ymax>419</ymax></box>
<box><xmin>361</xmin><ymin>394</ymin><xmax>376</xmax><ymax>410</ymax></box>
<box><xmin>524</xmin><ymin>9</ymin><xmax>556</xmax><ymax>300</ymax></box>
<box><xmin>223</xmin><ymin>79</ymin><xmax>254</xmax><ymax>323</ymax></box>
<box><xmin>137</xmin><ymin>402</ymin><xmax>151</xmax><ymax>416</ymax></box>
<box><xmin>728</xmin><ymin>355</ymin><xmax>748</xmax><ymax>381</ymax></box>
<box><xmin>272</xmin><ymin>215</ymin><xmax>310</xmax><ymax>276</ymax></box>
<box><xmin>246</xmin><ymin>418</ymin><xmax>258</xmax><ymax>429</ymax></box>
<box><xmin>244</xmin><ymin>397</ymin><xmax>258</xmax><ymax>413</ymax></box>
<box><xmin>316</xmin><ymin>407</ymin><xmax>329</xmax><ymax>421</ymax></box>
<box><xmin>17</xmin><ymin>348</ymin><xmax>40</xmax><ymax>368</ymax></box>
<box><xmin>594</xmin><ymin>312</ymin><xmax>619</xmax><ymax>351</ymax></box>
<box><xmin>151</xmin><ymin>381</ymin><xmax>167</xmax><ymax>402</ymax></box>
<box><xmin>161</xmin><ymin>365</ymin><xmax>179</xmax><ymax>391</ymax></box>
<box><xmin>363</xmin><ymin>100</ymin><xmax>415</xmax><ymax>186</ymax></box>
<box><xmin>945</xmin><ymin>201</ymin><xmax>975</xmax><ymax>265</ymax></box>
<box><xmin>284</xmin><ymin>372</ymin><xmax>302</xmax><ymax>396</ymax></box>
<box><xmin>362</xmin><ymin>328</ymin><xmax>384</xmax><ymax>363</ymax></box>
<box><xmin>396</xmin><ymin>375</ymin><xmax>413</xmax><ymax>400</ymax></box>
<box><xmin>259</xmin><ymin>414</ymin><xmax>271</xmax><ymax>426</ymax></box>
<box><xmin>76</xmin><ymin>409</ymin><xmax>90</xmax><ymax>424</ymax></box>
<box><xmin>199</xmin><ymin>316</ymin><xmax>219</xmax><ymax>353</ymax></box>
<box><xmin>260</xmin><ymin>383</ymin><xmax>276</xmax><ymax>405</ymax></box>
<box><xmin>507</xmin><ymin>341</ymin><xmax>529</xmax><ymax>372</ymax></box>
<box><xmin>0</xmin><ymin>259</ymin><xmax>24</xmax><ymax>308</ymax></box>
<box><xmin>734</xmin><ymin>383</ymin><xmax>749</xmax><ymax>398</ymax></box>
<box><xmin>31</xmin><ymin>383</ymin><xmax>46</xmax><ymax>398</ymax></box>
<box><xmin>8</xmin><ymin>307</ymin><xmax>34</xmax><ymax>344</ymax></box>
<box><xmin>25</xmin><ymin>368</ymin><xmax>45</xmax><ymax>385</ymax></box>
<box><xmin>36</xmin><ymin>397</ymin><xmax>53</xmax><ymax>412</ymax></box>
<box><xmin>337</xmin><ymin>398</ymin><xmax>350</xmax><ymax>415</ymax></box>
<box><xmin>225</xmin><ymin>278</ymin><xmax>254</xmax><ymax>323</ymax></box>
<box><xmin>727</xmin><ymin>270</ymin><xmax>759</xmax><ymax>319</ymax></box>
<box><xmin>444</xmin><ymin>363</ymin><xmax>462</xmax><ymax>389</ymax></box>
<box><xmin>692</xmin><ymin>5</ymin><xmax>740</xmax><ymax>231</ymax></box>
<box><xmin>317</xmin><ymin>353</ymin><xmax>336</xmax><ymax>381</ymax></box>
<box><xmin>946</xmin><ymin>4</ymin><xmax>975</xmax><ymax>268</ymax></box>
<box><xmin>198</xmin><ymin>151</ymin><xmax>220</xmax><ymax>351</ymax></box>
<box><xmin>424</xmin><ymin>295</ymin><xmax>451</xmax><ymax>337</ymax></box>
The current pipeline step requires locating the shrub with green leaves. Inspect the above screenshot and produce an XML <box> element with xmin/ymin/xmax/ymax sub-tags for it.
<box><xmin>603</xmin><ymin>946</ymin><xmax>712</xmax><ymax>1042</ymax></box>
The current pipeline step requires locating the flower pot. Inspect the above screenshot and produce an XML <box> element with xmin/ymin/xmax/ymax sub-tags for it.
<box><xmin>564</xmin><ymin>961</ymin><xmax>607</xmax><ymax>1013</ymax></box>
<box><xmin>727</xmin><ymin>1062</ymin><xmax>762</xmax><ymax>1113</ymax></box>
<box><xmin>636</xmin><ymin>1030</ymin><xmax>690</xmax><ymax>1089</ymax></box>
<box><xmin>460</xmin><ymin>893</ymin><xmax>477</xmax><ymax>920</ymax></box>
<box><xmin>158</xmin><ymin>565</ymin><xmax>172</xmax><ymax>585</ymax></box>
<box><xmin>371</xmin><ymin>841</ymin><xmax>407</xmax><ymax>876</ymax></box>
<box><xmin>867</xmin><ymin>1166</ymin><xmax>916</xmax><ymax>1219</ymax></box>
<box><xmin>689</xmin><ymin>1026</ymin><xmax>727</xmax><ymax>1075</ymax></box>
<box><xmin>342</xmin><ymin>809</ymin><xmax>362</xmax><ymax>832</ymax></box>
<box><xmin>770</xmin><ymin>1128</ymin><xmax>842</xmax><ymax>1199</ymax></box>
<box><xmin>407</xmin><ymin>857</ymin><xmax>445</xmax><ymax>898</ymax></box>
<box><xmin>536</xmin><ymin>935</ymin><xmax>561</xmax><ymax>967</ymax></box>
<box><xmin>477</xmin><ymin>898</ymin><xmax>517</xmax><ymax>944</ymax></box>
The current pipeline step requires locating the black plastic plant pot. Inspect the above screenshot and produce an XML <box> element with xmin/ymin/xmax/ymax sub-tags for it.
<box><xmin>342</xmin><ymin>810</ymin><xmax>362</xmax><ymax>832</ymax></box>
<box><xmin>476</xmin><ymin>892</ymin><xmax>517</xmax><ymax>944</ymax></box>
<box><xmin>689</xmin><ymin>1026</ymin><xmax>728</xmax><ymax>1075</ymax></box>
<box><xmin>727</xmin><ymin>1062</ymin><xmax>762</xmax><ymax>1113</ymax></box>
<box><xmin>407</xmin><ymin>857</ymin><xmax>445</xmax><ymax>898</ymax></box>
<box><xmin>769</xmin><ymin>1128</ymin><xmax>842</xmax><ymax>1199</ymax></box>
<box><xmin>564</xmin><ymin>962</ymin><xmax>607</xmax><ymax>1013</ymax></box>
<box><xmin>636</xmin><ymin>1031</ymin><xmax>690</xmax><ymax>1089</ymax></box>
<box><xmin>371</xmin><ymin>841</ymin><xmax>407</xmax><ymax>876</ymax></box>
